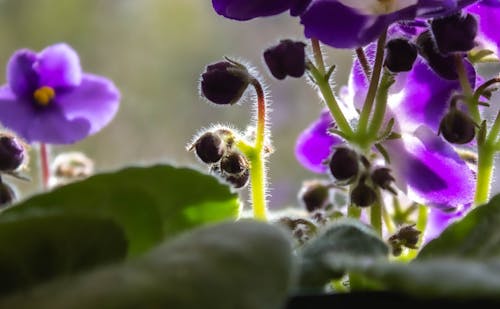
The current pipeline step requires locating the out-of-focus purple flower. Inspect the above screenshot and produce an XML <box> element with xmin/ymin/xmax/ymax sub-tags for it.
<box><xmin>299</xmin><ymin>0</ymin><xmax>480</xmax><ymax>48</ymax></box>
<box><xmin>212</xmin><ymin>0</ymin><xmax>292</xmax><ymax>20</ymax></box>
<box><xmin>0</xmin><ymin>43</ymin><xmax>120</xmax><ymax>145</ymax></box>
<box><xmin>466</xmin><ymin>1</ymin><xmax>500</xmax><ymax>55</ymax></box>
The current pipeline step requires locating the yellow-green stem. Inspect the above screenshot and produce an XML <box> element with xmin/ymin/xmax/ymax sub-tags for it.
<box><xmin>370</xmin><ymin>197</ymin><xmax>382</xmax><ymax>237</ymax></box>
<box><xmin>368</xmin><ymin>71</ymin><xmax>394</xmax><ymax>139</ymax></box>
<box><xmin>348</xmin><ymin>205</ymin><xmax>361</xmax><ymax>218</ymax></box>
<box><xmin>309</xmin><ymin>39</ymin><xmax>353</xmax><ymax>136</ymax></box>
<box><xmin>475</xmin><ymin>144</ymin><xmax>495</xmax><ymax>206</ymax></box>
<box><xmin>357</xmin><ymin>30</ymin><xmax>387</xmax><ymax>135</ymax></box>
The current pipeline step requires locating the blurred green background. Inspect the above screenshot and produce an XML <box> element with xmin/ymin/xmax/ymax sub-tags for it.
<box><xmin>0</xmin><ymin>0</ymin><xmax>352</xmax><ymax>209</ymax></box>
<box><xmin>3</xmin><ymin>0</ymin><xmax>496</xmax><ymax>210</ymax></box>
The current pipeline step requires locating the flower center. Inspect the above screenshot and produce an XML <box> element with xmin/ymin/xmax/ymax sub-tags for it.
<box><xmin>33</xmin><ymin>86</ymin><xmax>55</xmax><ymax>107</ymax></box>
<box><xmin>338</xmin><ymin>0</ymin><xmax>417</xmax><ymax>15</ymax></box>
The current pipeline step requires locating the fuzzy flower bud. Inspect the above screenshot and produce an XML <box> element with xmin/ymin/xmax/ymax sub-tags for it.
<box><xmin>263</xmin><ymin>39</ymin><xmax>306</xmax><ymax>80</ymax></box>
<box><xmin>431</xmin><ymin>13</ymin><xmax>478</xmax><ymax>55</ymax></box>
<box><xmin>438</xmin><ymin>109</ymin><xmax>476</xmax><ymax>144</ymax></box>
<box><xmin>298</xmin><ymin>180</ymin><xmax>330</xmax><ymax>212</ymax></box>
<box><xmin>384</xmin><ymin>38</ymin><xmax>418</xmax><ymax>73</ymax></box>
<box><xmin>200</xmin><ymin>60</ymin><xmax>251</xmax><ymax>105</ymax></box>
<box><xmin>193</xmin><ymin>132</ymin><xmax>226</xmax><ymax>164</ymax></box>
<box><xmin>350</xmin><ymin>182</ymin><xmax>376</xmax><ymax>208</ymax></box>
<box><xmin>0</xmin><ymin>135</ymin><xmax>26</xmax><ymax>172</ymax></box>
<box><xmin>328</xmin><ymin>147</ymin><xmax>359</xmax><ymax>183</ymax></box>
<box><xmin>416</xmin><ymin>31</ymin><xmax>458</xmax><ymax>80</ymax></box>
<box><xmin>371</xmin><ymin>167</ymin><xmax>397</xmax><ymax>195</ymax></box>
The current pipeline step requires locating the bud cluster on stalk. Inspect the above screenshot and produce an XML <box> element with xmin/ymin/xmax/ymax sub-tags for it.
<box><xmin>189</xmin><ymin>128</ymin><xmax>250</xmax><ymax>189</ymax></box>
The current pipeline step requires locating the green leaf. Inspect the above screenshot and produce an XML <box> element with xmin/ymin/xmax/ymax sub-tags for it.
<box><xmin>0</xmin><ymin>214</ymin><xmax>127</xmax><ymax>296</ymax></box>
<box><xmin>1</xmin><ymin>164</ymin><xmax>240</xmax><ymax>256</ymax></box>
<box><xmin>1</xmin><ymin>220</ymin><xmax>294</xmax><ymax>309</ymax></box>
<box><xmin>419</xmin><ymin>194</ymin><xmax>500</xmax><ymax>259</ymax></box>
<box><xmin>326</xmin><ymin>257</ymin><xmax>500</xmax><ymax>299</ymax></box>
<box><xmin>298</xmin><ymin>219</ymin><xmax>388</xmax><ymax>288</ymax></box>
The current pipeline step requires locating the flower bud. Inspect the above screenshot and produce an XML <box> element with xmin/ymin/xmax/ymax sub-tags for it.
<box><xmin>200</xmin><ymin>60</ymin><xmax>251</xmax><ymax>105</ymax></box>
<box><xmin>350</xmin><ymin>182</ymin><xmax>376</xmax><ymax>207</ymax></box>
<box><xmin>416</xmin><ymin>31</ymin><xmax>458</xmax><ymax>80</ymax></box>
<box><xmin>193</xmin><ymin>132</ymin><xmax>226</xmax><ymax>164</ymax></box>
<box><xmin>224</xmin><ymin>169</ymin><xmax>250</xmax><ymax>189</ymax></box>
<box><xmin>0</xmin><ymin>180</ymin><xmax>16</xmax><ymax>206</ymax></box>
<box><xmin>0</xmin><ymin>135</ymin><xmax>25</xmax><ymax>172</ymax></box>
<box><xmin>328</xmin><ymin>147</ymin><xmax>359</xmax><ymax>183</ymax></box>
<box><xmin>431</xmin><ymin>13</ymin><xmax>478</xmax><ymax>54</ymax></box>
<box><xmin>264</xmin><ymin>39</ymin><xmax>306</xmax><ymax>80</ymax></box>
<box><xmin>388</xmin><ymin>224</ymin><xmax>421</xmax><ymax>256</ymax></box>
<box><xmin>384</xmin><ymin>38</ymin><xmax>418</xmax><ymax>73</ymax></box>
<box><xmin>298</xmin><ymin>180</ymin><xmax>330</xmax><ymax>212</ymax></box>
<box><xmin>438</xmin><ymin>109</ymin><xmax>475</xmax><ymax>144</ymax></box>
<box><xmin>220</xmin><ymin>151</ymin><xmax>248</xmax><ymax>174</ymax></box>
<box><xmin>371</xmin><ymin>167</ymin><xmax>397</xmax><ymax>195</ymax></box>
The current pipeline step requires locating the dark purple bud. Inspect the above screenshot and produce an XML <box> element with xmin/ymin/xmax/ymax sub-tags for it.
<box><xmin>212</xmin><ymin>0</ymin><xmax>291</xmax><ymax>21</ymax></box>
<box><xmin>384</xmin><ymin>38</ymin><xmax>418</xmax><ymax>73</ymax></box>
<box><xmin>371</xmin><ymin>167</ymin><xmax>397</xmax><ymax>194</ymax></box>
<box><xmin>0</xmin><ymin>180</ymin><xmax>15</xmax><ymax>206</ymax></box>
<box><xmin>224</xmin><ymin>169</ymin><xmax>250</xmax><ymax>189</ymax></box>
<box><xmin>416</xmin><ymin>31</ymin><xmax>458</xmax><ymax>80</ymax></box>
<box><xmin>431</xmin><ymin>13</ymin><xmax>478</xmax><ymax>54</ymax></box>
<box><xmin>0</xmin><ymin>135</ymin><xmax>25</xmax><ymax>172</ymax></box>
<box><xmin>350</xmin><ymin>182</ymin><xmax>376</xmax><ymax>208</ymax></box>
<box><xmin>299</xmin><ymin>180</ymin><xmax>330</xmax><ymax>212</ymax></box>
<box><xmin>328</xmin><ymin>147</ymin><xmax>359</xmax><ymax>183</ymax></box>
<box><xmin>438</xmin><ymin>109</ymin><xmax>475</xmax><ymax>144</ymax></box>
<box><xmin>388</xmin><ymin>224</ymin><xmax>421</xmax><ymax>253</ymax></box>
<box><xmin>194</xmin><ymin>132</ymin><xmax>226</xmax><ymax>164</ymax></box>
<box><xmin>201</xmin><ymin>61</ymin><xmax>251</xmax><ymax>105</ymax></box>
<box><xmin>264</xmin><ymin>39</ymin><xmax>306</xmax><ymax>80</ymax></box>
<box><xmin>290</xmin><ymin>0</ymin><xmax>312</xmax><ymax>16</ymax></box>
<box><xmin>220</xmin><ymin>151</ymin><xmax>249</xmax><ymax>174</ymax></box>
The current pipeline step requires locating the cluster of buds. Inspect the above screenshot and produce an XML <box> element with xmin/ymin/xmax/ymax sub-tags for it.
<box><xmin>189</xmin><ymin>128</ymin><xmax>250</xmax><ymax>189</ymax></box>
<box><xmin>0</xmin><ymin>133</ymin><xmax>29</xmax><ymax>207</ymax></box>
<box><xmin>388</xmin><ymin>224</ymin><xmax>422</xmax><ymax>256</ymax></box>
<box><xmin>328</xmin><ymin>147</ymin><xmax>397</xmax><ymax>207</ymax></box>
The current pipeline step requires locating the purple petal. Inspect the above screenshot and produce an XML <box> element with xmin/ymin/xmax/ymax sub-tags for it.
<box><xmin>300</xmin><ymin>1</ymin><xmax>417</xmax><ymax>48</ymax></box>
<box><xmin>56</xmin><ymin>74</ymin><xmax>120</xmax><ymax>139</ymax></box>
<box><xmin>424</xmin><ymin>203</ymin><xmax>471</xmax><ymax>243</ymax></box>
<box><xmin>36</xmin><ymin>43</ymin><xmax>82</xmax><ymax>89</ymax></box>
<box><xmin>0</xmin><ymin>86</ymin><xmax>90</xmax><ymax>144</ymax></box>
<box><xmin>385</xmin><ymin>126</ymin><xmax>475</xmax><ymax>209</ymax></box>
<box><xmin>7</xmin><ymin>49</ymin><xmax>39</xmax><ymax>98</ymax></box>
<box><xmin>295</xmin><ymin>110</ymin><xmax>341</xmax><ymax>173</ymax></box>
<box><xmin>417</xmin><ymin>0</ymin><xmax>478</xmax><ymax>17</ymax></box>
<box><xmin>467</xmin><ymin>2</ymin><xmax>500</xmax><ymax>55</ymax></box>
<box><xmin>212</xmin><ymin>0</ymin><xmax>291</xmax><ymax>20</ymax></box>
<box><xmin>391</xmin><ymin>58</ymin><xmax>476</xmax><ymax>132</ymax></box>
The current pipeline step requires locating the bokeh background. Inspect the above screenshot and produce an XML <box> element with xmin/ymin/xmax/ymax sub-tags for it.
<box><xmin>2</xmin><ymin>0</ymin><xmax>499</xmax><ymax>210</ymax></box>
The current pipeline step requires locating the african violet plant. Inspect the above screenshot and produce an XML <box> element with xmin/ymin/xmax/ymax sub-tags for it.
<box><xmin>1</xmin><ymin>0</ymin><xmax>500</xmax><ymax>308</ymax></box>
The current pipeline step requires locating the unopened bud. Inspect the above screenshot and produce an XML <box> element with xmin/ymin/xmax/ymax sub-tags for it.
<box><xmin>0</xmin><ymin>135</ymin><xmax>26</xmax><ymax>172</ymax></box>
<box><xmin>299</xmin><ymin>180</ymin><xmax>330</xmax><ymax>212</ymax></box>
<box><xmin>439</xmin><ymin>109</ymin><xmax>475</xmax><ymax>144</ymax></box>
<box><xmin>328</xmin><ymin>148</ymin><xmax>359</xmax><ymax>183</ymax></box>
<box><xmin>224</xmin><ymin>168</ymin><xmax>250</xmax><ymax>189</ymax></box>
<box><xmin>193</xmin><ymin>132</ymin><xmax>226</xmax><ymax>164</ymax></box>
<box><xmin>431</xmin><ymin>13</ymin><xmax>478</xmax><ymax>54</ymax></box>
<box><xmin>350</xmin><ymin>182</ymin><xmax>376</xmax><ymax>207</ymax></box>
<box><xmin>264</xmin><ymin>39</ymin><xmax>306</xmax><ymax>80</ymax></box>
<box><xmin>416</xmin><ymin>30</ymin><xmax>458</xmax><ymax>80</ymax></box>
<box><xmin>384</xmin><ymin>38</ymin><xmax>418</xmax><ymax>73</ymax></box>
<box><xmin>371</xmin><ymin>167</ymin><xmax>397</xmax><ymax>195</ymax></box>
<box><xmin>200</xmin><ymin>60</ymin><xmax>251</xmax><ymax>105</ymax></box>
<box><xmin>388</xmin><ymin>224</ymin><xmax>421</xmax><ymax>256</ymax></box>
<box><xmin>220</xmin><ymin>151</ymin><xmax>248</xmax><ymax>175</ymax></box>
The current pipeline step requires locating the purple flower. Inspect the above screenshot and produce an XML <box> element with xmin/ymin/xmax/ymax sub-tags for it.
<box><xmin>300</xmin><ymin>0</ymin><xmax>480</xmax><ymax>48</ymax></box>
<box><xmin>424</xmin><ymin>203</ymin><xmax>471</xmax><ymax>243</ymax></box>
<box><xmin>0</xmin><ymin>43</ymin><xmax>120</xmax><ymax>144</ymax></box>
<box><xmin>466</xmin><ymin>1</ymin><xmax>500</xmax><ymax>56</ymax></box>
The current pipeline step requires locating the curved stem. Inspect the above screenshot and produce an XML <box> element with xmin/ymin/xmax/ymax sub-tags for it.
<box><xmin>473</xmin><ymin>77</ymin><xmax>500</xmax><ymax>103</ymax></box>
<box><xmin>246</xmin><ymin>80</ymin><xmax>268</xmax><ymax>220</ymax></box>
<box><xmin>39</xmin><ymin>143</ymin><xmax>50</xmax><ymax>190</ymax></box>
<box><xmin>357</xmin><ymin>30</ymin><xmax>387</xmax><ymax>135</ymax></box>
<box><xmin>311</xmin><ymin>38</ymin><xmax>325</xmax><ymax>74</ymax></box>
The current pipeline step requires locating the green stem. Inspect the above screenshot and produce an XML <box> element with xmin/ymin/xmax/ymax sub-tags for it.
<box><xmin>455</xmin><ymin>54</ymin><xmax>481</xmax><ymax>123</ymax></box>
<box><xmin>347</xmin><ymin>205</ymin><xmax>361</xmax><ymax>219</ymax></box>
<box><xmin>311</xmin><ymin>38</ymin><xmax>326</xmax><ymax>74</ymax></box>
<box><xmin>381</xmin><ymin>198</ymin><xmax>395</xmax><ymax>234</ymax></box>
<box><xmin>357</xmin><ymin>30</ymin><xmax>387</xmax><ymax>135</ymax></box>
<box><xmin>475</xmin><ymin>143</ymin><xmax>495</xmax><ymax>206</ymax></box>
<box><xmin>242</xmin><ymin>80</ymin><xmax>268</xmax><ymax>220</ymax></box>
<box><xmin>368</xmin><ymin>71</ymin><xmax>394</xmax><ymax>139</ymax></box>
<box><xmin>370</xmin><ymin>198</ymin><xmax>382</xmax><ymax>237</ymax></box>
<box><xmin>308</xmin><ymin>62</ymin><xmax>353</xmax><ymax>136</ymax></box>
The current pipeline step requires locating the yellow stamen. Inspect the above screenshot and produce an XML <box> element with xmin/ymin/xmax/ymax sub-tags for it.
<box><xmin>33</xmin><ymin>86</ymin><xmax>55</xmax><ymax>106</ymax></box>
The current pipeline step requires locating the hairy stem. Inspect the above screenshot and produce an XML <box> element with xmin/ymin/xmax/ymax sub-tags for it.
<box><xmin>368</xmin><ymin>71</ymin><xmax>394</xmax><ymax>139</ymax></box>
<box><xmin>455</xmin><ymin>54</ymin><xmax>481</xmax><ymax>123</ymax></box>
<box><xmin>475</xmin><ymin>144</ymin><xmax>495</xmax><ymax>206</ymax></box>
<box><xmin>39</xmin><ymin>143</ymin><xmax>50</xmax><ymax>190</ymax></box>
<box><xmin>355</xmin><ymin>48</ymin><xmax>372</xmax><ymax>79</ymax></box>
